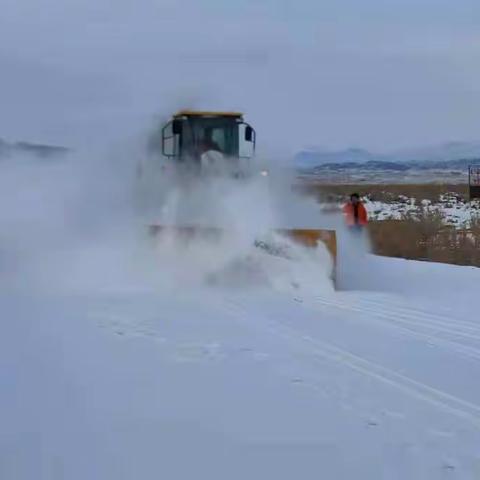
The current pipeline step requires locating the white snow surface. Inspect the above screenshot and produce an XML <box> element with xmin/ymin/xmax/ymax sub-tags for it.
<box><xmin>2</xmin><ymin>152</ymin><xmax>480</xmax><ymax>479</ymax></box>
<box><xmin>323</xmin><ymin>196</ymin><xmax>480</xmax><ymax>228</ymax></box>
<box><xmin>363</xmin><ymin>196</ymin><xmax>480</xmax><ymax>228</ymax></box>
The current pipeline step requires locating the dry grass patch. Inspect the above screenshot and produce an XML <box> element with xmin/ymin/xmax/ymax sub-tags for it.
<box><xmin>368</xmin><ymin>209</ymin><xmax>480</xmax><ymax>267</ymax></box>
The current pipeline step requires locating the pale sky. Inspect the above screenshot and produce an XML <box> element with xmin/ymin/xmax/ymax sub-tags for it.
<box><xmin>1</xmin><ymin>0</ymin><xmax>479</xmax><ymax>152</ymax></box>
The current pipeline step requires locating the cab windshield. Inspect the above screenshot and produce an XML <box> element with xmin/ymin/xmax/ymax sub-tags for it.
<box><xmin>191</xmin><ymin>118</ymin><xmax>239</xmax><ymax>157</ymax></box>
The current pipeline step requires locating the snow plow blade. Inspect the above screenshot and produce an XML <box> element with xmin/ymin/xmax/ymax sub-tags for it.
<box><xmin>277</xmin><ymin>228</ymin><xmax>337</xmax><ymax>263</ymax></box>
<box><xmin>148</xmin><ymin>225</ymin><xmax>337</xmax><ymax>268</ymax></box>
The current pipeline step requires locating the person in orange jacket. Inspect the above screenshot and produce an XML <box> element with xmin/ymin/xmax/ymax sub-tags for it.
<box><xmin>343</xmin><ymin>193</ymin><xmax>368</xmax><ymax>230</ymax></box>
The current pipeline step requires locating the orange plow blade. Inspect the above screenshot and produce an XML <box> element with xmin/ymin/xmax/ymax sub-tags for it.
<box><xmin>276</xmin><ymin>228</ymin><xmax>337</xmax><ymax>265</ymax></box>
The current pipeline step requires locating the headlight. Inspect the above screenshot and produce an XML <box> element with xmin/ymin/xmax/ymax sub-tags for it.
<box><xmin>260</xmin><ymin>169</ymin><xmax>269</xmax><ymax>177</ymax></box>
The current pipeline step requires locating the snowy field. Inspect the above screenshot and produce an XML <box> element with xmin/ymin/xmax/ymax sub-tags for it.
<box><xmin>364</xmin><ymin>195</ymin><xmax>480</xmax><ymax>228</ymax></box>
<box><xmin>2</xmin><ymin>154</ymin><xmax>480</xmax><ymax>479</ymax></box>
<box><xmin>319</xmin><ymin>194</ymin><xmax>480</xmax><ymax>228</ymax></box>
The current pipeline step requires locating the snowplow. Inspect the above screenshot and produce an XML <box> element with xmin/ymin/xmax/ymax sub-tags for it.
<box><xmin>147</xmin><ymin>110</ymin><xmax>337</xmax><ymax>278</ymax></box>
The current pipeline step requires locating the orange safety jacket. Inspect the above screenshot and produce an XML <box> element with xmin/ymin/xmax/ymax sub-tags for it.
<box><xmin>343</xmin><ymin>202</ymin><xmax>368</xmax><ymax>226</ymax></box>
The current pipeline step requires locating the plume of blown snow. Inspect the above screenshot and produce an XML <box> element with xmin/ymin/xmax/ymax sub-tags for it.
<box><xmin>138</xmin><ymin>164</ymin><xmax>335</xmax><ymax>295</ymax></box>
<box><xmin>0</xmin><ymin>117</ymin><xmax>337</xmax><ymax>298</ymax></box>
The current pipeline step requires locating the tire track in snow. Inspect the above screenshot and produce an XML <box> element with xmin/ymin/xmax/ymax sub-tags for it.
<box><xmin>272</xmin><ymin>323</ymin><xmax>480</xmax><ymax>429</ymax></box>
<box><xmin>355</xmin><ymin>297</ymin><xmax>480</xmax><ymax>335</ymax></box>
<box><xmin>223</xmin><ymin>295</ymin><xmax>480</xmax><ymax>430</ymax></box>
<box><xmin>311</xmin><ymin>296</ymin><xmax>480</xmax><ymax>363</ymax></box>
<box><xmin>338</xmin><ymin>296</ymin><xmax>480</xmax><ymax>340</ymax></box>
<box><xmin>89</xmin><ymin>291</ymin><xmax>480</xmax><ymax>430</ymax></box>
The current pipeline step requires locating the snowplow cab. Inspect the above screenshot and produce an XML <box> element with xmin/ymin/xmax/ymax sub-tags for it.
<box><xmin>161</xmin><ymin>111</ymin><xmax>256</xmax><ymax>166</ymax></box>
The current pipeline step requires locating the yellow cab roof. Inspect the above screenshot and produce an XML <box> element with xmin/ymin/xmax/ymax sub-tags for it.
<box><xmin>173</xmin><ymin>110</ymin><xmax>243</xmax><ymax>119</ymax></box>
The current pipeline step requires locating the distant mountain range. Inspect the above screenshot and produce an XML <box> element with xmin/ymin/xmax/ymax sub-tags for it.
<box><xmin>296</xmin><ymin>142</ymin><xmax>480</xmax><ymax>172</ymax></box>
<box><xmin>304</xmin><ymin>158</ymin><xmax>480</xmax><ymax>174</ymax></box>
<box><xmin>0</xmin><ymin>138</ymin><xmax>69</xmax><ymax>159</ymax></box>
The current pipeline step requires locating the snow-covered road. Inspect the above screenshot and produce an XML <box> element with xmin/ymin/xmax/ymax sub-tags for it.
<box><xmin>2</xmin><ymin>255</ymin><xmax>480</xmax><ymax>479</ymax></box>
<box><xmin>2</xmin><ymin>157</ymin><xmax>480</xmax><ymax>479</ymax></box>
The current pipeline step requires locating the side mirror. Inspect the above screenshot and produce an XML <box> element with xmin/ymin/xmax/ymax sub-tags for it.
<box><xmin>172</xmin><ymin>119</ymin><xmax>182</xmax><ymax>135</ymax></box>
<box><xmin>245</xmin><ymin>125</ymin><xmax>254</xmax><ymax>142</ymax></box>
<box><xmin>162</xmin><ymin>121</ymin><xmax>177</xmax><ymax>157</ymax></box>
